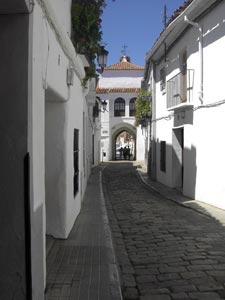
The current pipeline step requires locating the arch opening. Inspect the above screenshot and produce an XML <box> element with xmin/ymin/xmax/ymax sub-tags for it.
<box><xmin>113</xmin><ymin>128</ymin><xmax>136</xmax><ymax>161</ymax></box>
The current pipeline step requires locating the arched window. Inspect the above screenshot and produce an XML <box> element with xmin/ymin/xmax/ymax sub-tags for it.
<box><xmin>114</xmin><ymin>98</ymin><xmax>125</xmax><ymax>117</ymax></box>
<box><xmin>129</xmin><ymin>98</ymin><xmax>136</xmax><ymax>116</ymax></box>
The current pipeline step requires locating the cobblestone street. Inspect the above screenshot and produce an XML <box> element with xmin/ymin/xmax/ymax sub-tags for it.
<box><xmin>102</xmin><ymin>162</ymin><xmax>225</xmax><ymax>300</ymax></box>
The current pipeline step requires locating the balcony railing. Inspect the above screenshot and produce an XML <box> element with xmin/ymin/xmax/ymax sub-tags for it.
<box><xmin>167</xmin><ymin>69</ymin><xmax>194</xmax><ymax>109</ymax></box>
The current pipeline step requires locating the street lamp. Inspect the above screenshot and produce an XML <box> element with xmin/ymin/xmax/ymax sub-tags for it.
<box><xmin>97</xmin><ymin>46</ymin><xmax>109</xmax><ymax>72</ymax></box>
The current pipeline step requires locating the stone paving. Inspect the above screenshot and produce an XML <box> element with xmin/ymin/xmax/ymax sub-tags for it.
<box><xmin>102</xmin><ymin>162</ymin><xmax>225</xmax><ymax>300</ymax></box>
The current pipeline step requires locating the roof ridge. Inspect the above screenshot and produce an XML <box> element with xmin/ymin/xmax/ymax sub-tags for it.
<box><xmin>96</xmin><ymin>87</ymin><xmax>142</xmax><ymax>94</ymax></box>
<box><xmin>105</xmin><ymin>61</ymin><xmax>144</xmax><ymax>70</ymax></box>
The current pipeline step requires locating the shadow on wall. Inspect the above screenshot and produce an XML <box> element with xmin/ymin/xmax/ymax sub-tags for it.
<box><xmin>148</xmin><ymin>136</ymin><xmax>197</xmax><ymax>200</ymax></box>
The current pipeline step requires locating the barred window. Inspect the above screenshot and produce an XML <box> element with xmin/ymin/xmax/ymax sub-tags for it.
<box><xmin>160</xmin><ymin>67</ymin><xmax>166</xmax><ymax>91</ymax></box>
<box><xmin>73</xmin><ymin>129</ymin><xmax>79</xmax><ymax>196</ymax></box>
<box><xmin>160</xmin><ymin>141</ymin><xmax>166</xmax><ymax>172</ymax></box>
<box><xmin>114</xmin><ymin>98</ymin><xmax>125</xmax><ymax>117</ymax></box>
<box><xmin>129</xmin><ymin>98</ymin><xmax>136</xmax><ymax>116</ymax></box>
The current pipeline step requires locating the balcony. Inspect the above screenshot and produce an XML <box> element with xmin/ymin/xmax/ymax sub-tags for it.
<box><xmin>167</xmin><ymin>69</ymin><xmax>194</xmax><ymax>110</ymax></box>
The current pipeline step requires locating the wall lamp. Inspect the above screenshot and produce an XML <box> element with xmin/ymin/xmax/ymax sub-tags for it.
<box><xmin>100</xmin><ymin>99</ymin><xmax>107</xmax><ymax>112</ymax></box>
<box><xmin>93</xmin><ymin>99</ymin><xmax>107</xmax><ymax>119</ymax></box>
<box><xmin>97</xmin><ymin>46</ymin><xmax>109</xmax><ymax>73</ymax></box>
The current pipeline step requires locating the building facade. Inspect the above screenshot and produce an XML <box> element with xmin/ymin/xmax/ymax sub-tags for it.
<box><xmin>97</xmin><ymin>55</ymin><xmax>146</xmax><ymax>162</ymax></box>
<box><xmin>143</xmin><ymin>0</ymin><xmax>225</xmax><ymax>210</ymax></box>
<box><xmin>0</xmin><ymin>0</ymin><xmax>100</xmax><ymax>299</ymax></box>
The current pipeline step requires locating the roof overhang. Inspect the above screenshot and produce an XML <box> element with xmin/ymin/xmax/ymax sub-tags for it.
<box><xmin>0</xmin><ymin>0</ymin><xmax>31</xmax><ymax>14</ymax></box>
<box><xmin>146</xmin><ymin>0</ymin><xmax>220</xmax><ymax>63</ymax></box>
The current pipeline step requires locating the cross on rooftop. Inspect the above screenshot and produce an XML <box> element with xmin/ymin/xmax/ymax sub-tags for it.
<box><xmin>121</xmin><ymin>45</ymin><xmax>128</xmax><ymax>55</ymax></box>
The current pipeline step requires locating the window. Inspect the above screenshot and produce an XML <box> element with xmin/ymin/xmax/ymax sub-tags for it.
<box><xmin>180</xmin><ymin>50</ymin><xmax>187</xmax><ymax>102</ymax></box>
<box><xmin>83</xmin><ymin>113</ymin><xmax>86</xmax><ymax>178</ymax></box>
<box><xmin>160</xmin><ymin>67</ymin><xmax>166</xmax><ymax>91</ymax></box>
<box><xmin>93</xmin><ymin>101</ymin><xmax>99</xmax><ymax>118</ymax></box>
<box><xmin>73</xmin><ymin>129</ymin><xmax>79</xmax><ymax>196</ymax></box>
<box><xmin>114</xmin><ymin>98</ymin><xmax>125</xmax><ymax>117</ymax></box>
<box><xmin>92</xmin><ymin>134</ymin><xmax>94</xmax><ymax>165</ymax></box>
<box><xmin>160</xmin><ymin>141</ymin><xmax>166</xmax><ymax>172</ymax></box>
<box><xmin>129</xmin><ymin>98</ymin><xmax>136</xmax><ymax>116</ymax></box>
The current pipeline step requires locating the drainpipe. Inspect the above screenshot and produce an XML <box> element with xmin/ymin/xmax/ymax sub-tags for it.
<box><xmin>184</xmin><ymin>15</ymin><xmax>203</xmax><ymax>104</ymax></box>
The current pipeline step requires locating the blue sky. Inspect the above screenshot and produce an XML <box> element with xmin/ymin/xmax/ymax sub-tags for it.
<box><xmin>101</xmin><ymin>0</ymin><xmax>186</xmax><ymax>66</ymax></box>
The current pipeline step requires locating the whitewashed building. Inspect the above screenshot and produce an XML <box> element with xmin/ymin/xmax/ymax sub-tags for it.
<box><xmin>0</xmin><ymin>0</ymin><xmax>100</xmax><ymax>299</ymax></box>
<box><xmin>143</xmin><ymin>0</ymin><xmax>225</xmax><ymax>210</ymax></box>
<box><xmin>97</xmin><ymin>55</ymin><xmax>146</xmax><ymax>162</ymax></box>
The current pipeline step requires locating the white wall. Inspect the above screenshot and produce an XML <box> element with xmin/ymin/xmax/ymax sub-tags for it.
<box><xmin>29</xmin><ymin>3</ymin><xmax>46</xmax><ymax>299</ymax></box>
<box><xmin>150</xmin><ymin>0</ymin><xmax>225</xmax><ymax>210</ymax></box>
<box><xmin>29</xmin><ymin>0</ymin><xmax>95</xmax><ymax>298</ymax></box>
<box><xmin>136</xmin><ymin>126</ymin><xmax>146</xmax><ymax>161</ymax></box>
<box><xmin>99</xmin><ymin>70</ymin><xmax>143</xmax><ymax>88</ymax></box>
<box><xmin>48</xmin><ymin>0</ymin><xmax>72</xmax><ymax>36</ymax></box>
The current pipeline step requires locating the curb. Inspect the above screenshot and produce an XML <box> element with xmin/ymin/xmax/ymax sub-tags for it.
<box><xmin>136</xmin><ymin>169</ymin><xmax>213</xmax><ymax>220</ymax></box>
<box><xmin>100</xmin><ymin>168</ymin><xmax>123</xmax><ymax>300</ymax></box>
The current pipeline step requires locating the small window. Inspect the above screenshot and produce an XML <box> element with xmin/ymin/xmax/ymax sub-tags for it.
<box><xmin>74</xmin><ymin>129</ymin><xmax>79</xmax><ymax>196</ymax></box>
<box><xmin>93</xmin><ymin>101</ymin><xmax>99</xmax><ymax>118</ymax></box>
<box><xmin>160</xmin><ymin>141</ymin><xmax>166</xmax><ymax>172</ymax></box>
<box><xmin>160</xmin><ymin>67</ymin><xmax>166</xmax><ymax>91</ymax></box>
<box><xmin>129</xmin><ymin>98</ymin><xmax>136</xmax><ymax>116</ymax></box>
<box><xmin>114</xmin><ymin>98</ymin><xmax>125</xmax><ymax>117</ymax></box>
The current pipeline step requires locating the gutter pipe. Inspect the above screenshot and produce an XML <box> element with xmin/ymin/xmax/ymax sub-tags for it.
<box><xmin>184</xmin><ymin>15</ymin><xmax>203</xmax><ymax>104</ymax></box>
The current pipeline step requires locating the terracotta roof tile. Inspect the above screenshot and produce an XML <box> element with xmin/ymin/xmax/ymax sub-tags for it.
<box><xmin>167</xmin><ymin>0</ymin><xmax>193</xmax><ymax>26</ymax></box>
<box><xmin>96</xmin><ymin>87</ymin><xmax>141</xmax><ymax>94</ymax></box>
<box><xmin>105</xmin><ymin>61</ymin><xmax>144</xmax><ymax>71</ymax></box>
<box><xmin>149</xmin><ymin>0</ymin><xmax>193</xmax><ymax>56</ymax></box>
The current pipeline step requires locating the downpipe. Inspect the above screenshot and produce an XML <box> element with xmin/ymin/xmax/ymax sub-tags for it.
<box><xmin>184</xmin><ymin>15</ymin><xmax>203</xmax><ymax>104</ymax></box>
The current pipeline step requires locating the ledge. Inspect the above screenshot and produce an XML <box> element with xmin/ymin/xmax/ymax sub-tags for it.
<box><xmin>167</xmin><ymin>102</ymin><xmax>194</xmax><ymax>111</ymax></box>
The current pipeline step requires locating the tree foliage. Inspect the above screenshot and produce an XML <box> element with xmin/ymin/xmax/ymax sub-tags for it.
<box><xmin>135</xmin><ymin>90</ymin><xmax>152</xmax><ymax>127</ymax></box>
<box><xmin>71</xmin><ymin>0</ymin><xmax>106</xmax><ymax>84</ymax></box>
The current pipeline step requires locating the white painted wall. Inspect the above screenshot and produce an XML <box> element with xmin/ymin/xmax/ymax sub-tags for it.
<box><xmin>29</xmin><ymin>3</ymin><xmax>47</xmax><ymax>299</ymax></box>
<box><xmin>48</xmin><ymin>0</ymin><xmax>72</xmax><ymax>36</ymax></box>
<box><xmin>148</xmin><ymin>0</ymin><xmax>225</xmax><ymax>210</ymax></box>
<box><xmin>136</xmin><ymin>126</ymin><xmax>146</xmax><ymax>161</ymax></box>
<box><xmin>29</xmin><ymin>1</ymin><xmax>97</xmax><ymax>299</ymax></box>
<box><xmin>99</xmin><ymin>70</ymin><xmax>143</xmax><ymax>88</ymax></box>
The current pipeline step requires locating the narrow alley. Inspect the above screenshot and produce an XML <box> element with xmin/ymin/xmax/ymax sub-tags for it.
<box><xmin>102</xmin><ymin>162</ymin><xmax>225</xmax><ymax>300</ymax></box>
<box><xmin>2</xmin><ymin>1</ymin><xmax>225</xmax><ymax>299</ymax></box>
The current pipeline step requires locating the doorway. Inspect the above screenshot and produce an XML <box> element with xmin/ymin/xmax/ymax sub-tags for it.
<box><xmin>172</xmin><ymin>128</ymin><xmax>184</xmax><ymax>190</ymax></box>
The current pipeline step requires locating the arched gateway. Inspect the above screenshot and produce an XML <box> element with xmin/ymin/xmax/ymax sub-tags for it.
<box><xmin>96</xmin><ymin>55</ymin><xmax>145</xmax><ymax>162</ymax></box>
<box><xmin>112</xmin><ymin>123</ymin><xmax>136</xmax><ymax>160</ymax></box>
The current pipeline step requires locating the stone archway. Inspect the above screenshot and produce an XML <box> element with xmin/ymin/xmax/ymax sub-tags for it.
<box><xmin>111</xmin><ymin>123</ymin><xmax>136</xmax><ymax>161</ymax></box>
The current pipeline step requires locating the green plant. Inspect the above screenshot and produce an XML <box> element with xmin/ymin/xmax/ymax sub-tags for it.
<box><xmin>71</xmin><ymin>0</ymin><xmax>106</xmax><ymax>84</ymax></box>
<box><xmin>134</xmin><ymin>90</ymin><xmax>152</xmax><ymax>127</ymax></box>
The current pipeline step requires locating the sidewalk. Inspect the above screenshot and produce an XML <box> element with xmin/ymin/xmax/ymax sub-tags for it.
<box><xmin>45</xmin><ymin>165</ymin><xmax>122</xmax><ymax>300</ymax></box>
<box><xmin>136</xmin><ymin>164</ymin><xmax>225</xmax><ymax>227</ymax></box>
